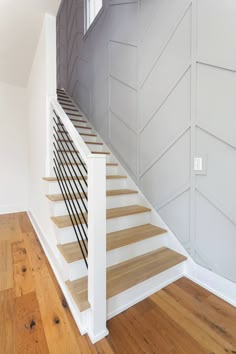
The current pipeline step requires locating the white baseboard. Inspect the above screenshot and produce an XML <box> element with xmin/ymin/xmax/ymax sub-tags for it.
<box><xmin>0</xmin><ymin>205</ymin><xmax>27</xmax><ymax>215</ymax></box>
<box><xmin>27</xmin><ymin>211</ymin><xmax>88</xmax><ymax>335</ymax></box>
<box><xmin>185</xmin><ymin>260</ymin><xmax>236</xmax><ymax>307</ymax></box>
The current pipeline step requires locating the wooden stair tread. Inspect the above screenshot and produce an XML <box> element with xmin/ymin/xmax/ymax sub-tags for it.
<box><xmin>85</xmin><ymin>141</ymin><xmax>103</xmax><ymax>145</ymax></box>
<box><xmin>80</xmin><ymin>133</ymin><xmax>97</xmax><ymax>137</ymax></box>
<box><xmin>43</xmin><ymin>175</ymin><xmax>126</xmax><ymax>182</ymax></box>
<box><xmin>58</xmin><ymin>98</ymin><xmax>73</xmax><ymax>103</ymax></box>
<box><xmin>46</xmin><ymin>192</ymin><xmax>86</xmax><ymax>202</ymax></box>
<box><xmin>46</xmin><ymin>189</ymin><xmax>138</xmax><ymax>202</ymax></box>
<box><xmin>68</xmin><ymin>113</ymin><xmax>83</xmax><ymax>117</ymax></box>
<box><xmin>74</xmin><ymin>125</ymin><xmax>92</xmax><ymax>129</ymax></box>
<box><xmin>70</xmin><ymin>119</ymin><xmax>87</xmax><ymax>123</ymax></box>
<box><xmin>58</xmin><ymin>224</ymin><xmax>167</xmax><ymax>263</ymax></box>
<box><xmin>57</xmin><ymin>139</ymin><xmax>102</xmax><ymax>145</ymax></box>
<box><xmin>59</xmin><ymin>162</ymin><xmax>117</xmax><ymax>166</ymax></box>
<box><xmin>66</xmin><ymin>247</ymin><xmax>187</xmax><ymax>311</ymax></box>
<box><xmin>51</xmin><ymin>205</ymin><xmax>151</xmax><ymax>228</ymax></box>
<box><xmin>57</xmin><ymin>150</ymin><xmax>110</xmax><ymax>155</ymax></box>
<box><xmin>106</xmin><ymin>189</ymin><xmax>137</xmax><ymax>196</ymax></box>
<box><xmin>43</xmin><ymin>176</ymin><xmax>86</xmax><ymax>182</ymax></box>
<box><xmin>92</xmin><ymin>151</ymin><xmax>110</xmax><ymax>155</ymax></box>
<box><xmin>65</xmin><ymin>109</ymin><xmax>78</xmax><ymax>112</ymax></box>
<box><xmin>46</xmin><ymin>189</ymin><xmax>137</xmax><ymax>202</ymax></box>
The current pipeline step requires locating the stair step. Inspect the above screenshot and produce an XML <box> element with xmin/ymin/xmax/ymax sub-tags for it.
<box><xmin>58</xmin><ymin>162</ymin><xmax>117</xmax><ymax>167</ymax></box>
<box><xmin>67</xmin><ymin>113</ymin><xmax>83</xmax><ymax>117</ymax></box>
<box><xmin>70</xmin><ymin>119</ymin><xmax>87</xmax><ymax>123</ymax></box>
<box><xmin>51</xmin><ymin>205</ymin><xmax>151</xmax><ymax>228</ymax></box>
<box><xmin>64</xmin><ymin>108</ymin><xmax>78</xmax><ymax>112</ymax></box>
<box><xmin>66</xmin><ymin>247</ymin><xmax>187</xmax><ymax>311</ymax></box>
<box><xmin>61</xmin><ymin>104</ymin><xmax>76</xmax><ymax>108</ymax></box>
<box><xmin>43</xmin><ymin>176</ymin><xmax>86</xmax><ymax>182</ymax></box>
<box><xmin>58</xmin><ymin>224</ymin><xmax>167</xmax><ymax>263</ymax></box>
<box><xmin>74</xmin><ymin>125</ymin><xmax>92</xmax><ymax>129</ymax></box>
<box><xmin>57</xmin><ymin>94</ymin><xmax>69</xmax><ymax>99</ymax></box>
<box><xmin>80</xmin><ymin>133</ymin><xmax>97</xmax><ymax>137</ymax></box>
<box><xmin>58</xmin><ymin>121</ymin><xmax>86</xmax><ymax>126</ymax></box>
<box><xmin>58</xmin><ymin>98</ymin><xmax>73</xmax><ymax>104</ymax></box>
<box><xmin>57</xmin><ymin>150</ymin><xmax>110</xmax><ymax>155</ymax></box>
<box><xmin>85</xmin><ymin>141</ymin><xmax>103</xmax><ymax>145</ymax></box>
<box><xmin>43</xmin><ymin>175</ymin><xmax>126</xmax><ymax>182</ymax></box>
<box><xmin>92</xmin><ymin>151</ymin><xmax>110</xmax><ymax>155</ymax></box>
<box><xmin>46</xmin><ymin>189</ymin><xmax>137</xmax><ymax>202</ymax></box>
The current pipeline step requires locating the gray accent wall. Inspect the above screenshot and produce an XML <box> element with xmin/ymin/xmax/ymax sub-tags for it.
<box><xmin>57</xmin><ymin>0</ymin><xmax>236</xmax><ymax>283</ymax></box>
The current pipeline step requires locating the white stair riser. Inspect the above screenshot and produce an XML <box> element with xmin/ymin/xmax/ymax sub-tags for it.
<box><xmin>76</xmin><ymin>127</ymin><xmax>95</xmax><ymax>135</ymax></box>
<box><xmin>49</xmin><ymin>198</ymin><xmax>87</xmax><ymax>216</ymax></box>
<box><xmin>50</xmin><ymin>193</ymin><xmax>139</xmax><ymax>216</ymax></box>
<box><xmin>56</xmin><ymin>140</ymin><xmax>104</xmax><ymax>153</ymax></box>
<box><xmin>53</xmin><ymin>223</ymin><xmax>87</xmax><ymax>245</ymax></box>
<box><xmin>56</xmin><ymin>212</ymin><xmax>151</xmax><ymax>244</ymax></box>
<box><xmin>47</xmin><ymin>178</ymin><xmax>127</xmax><ymax>194</ymax></box>
<box><xmin>56</xmin><ymin>152</ymin><xmax>112</xmax><ymax>164</ymax></box>
<box><xmin>107</xmin><ymin>212</ymin><xmax>151</xmax><ymax>233</ymax></box>
<box><xmin>79</xmin><ymin>135</ymin><xmax>98</xmax><ymax>143</ymax></box>
<box><xmin>67</xmin><ymin>233</ymin><xmax>167</xmax><ymax>280</ymax></box>
<box><xmin>47</xmin><ymin>180</ymin><xmax>87</xmax><ymax>195</ymax></box>
<box><xmin>61</xmin><ymin>164</ymin><xmax>118</xmax><ymax>176</ymax></box>
<box><xmin>106</xmin><ymin>179</ymin><xmax>127</xmax><ymax>190</ymax></box>
<box><xmin>106</xmin><ymin>194</ymin><xmax>139</xmax><ymax>209</ymax></box>
<box><xmin>57</xmin><ymin>152</ymin><xmax>86</xmax><ymax>164</ymax></box>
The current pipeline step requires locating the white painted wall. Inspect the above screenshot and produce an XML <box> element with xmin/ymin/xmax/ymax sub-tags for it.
<box><xmin>0</xmin><ymin>81</ymin><xmax>28</xmax><ymax>214</ymax></box>
<box><xmin>0</xmin><ymin>0</ymin><xmax>61</xmax><ymax>87</ymax></box>
<box><xmin>27</xmin><ymin>14</ymin><xmax>57</xmax><ymax>242</ymax></box>
<box><xmin>57</xmin><ymin>0</ymin><xmax>236</xmax><ymax>284</ymax></box>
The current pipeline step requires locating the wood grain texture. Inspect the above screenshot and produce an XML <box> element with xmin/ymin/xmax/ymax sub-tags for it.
<box><xmin>46</xmin><ymin>189</ymin><xmax>137</xmax><ymax>202</ymax></box>
<box><xmin>15</xmin><ymin>292</ymin><xmax>49</xmax><ymax>354</ymax></box>
<box><xmin>57</xmin><ymin>224</ymin><xmax>167</xmax><ymax>263</ymax></box>
<box><xmin>0</xmin><ymin>240</ymin><xmax>13</xmax><ymax>291</ymax></box>
<box><xmin>51</xmin><ymin>205</ymin><xmax>151</xmax><ymax>228</ymax></box>
<box><xmin>44</xmin><ymin>175</ymin><xmax>126</xmax><ymax>182</ymax></box>
<box><xmin>66</xmin><ymin>247</ymin><xmax>187</xmax><ymax>311</ymax></box>
<box><xmin>0</xmin><ymin>289</ymin><xmax>15</xmax><ymax>354</ymax></box>
<box><xmin>1</xmin><ymin>213</ymin><xmax>236</xmax><ymax>353</ymax></box>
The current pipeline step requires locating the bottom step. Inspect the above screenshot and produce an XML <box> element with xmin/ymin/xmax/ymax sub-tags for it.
<box><xmin>66</xmin><ymin>247</ymin><xmax>187</xmax><ymax>312</ymax></box>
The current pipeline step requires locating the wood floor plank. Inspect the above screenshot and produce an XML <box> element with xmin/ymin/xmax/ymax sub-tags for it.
<box><xmin>151</xmin><ymin>290</ymin><xmax>235</xmax><ymax>354</ymax></box>
<box><xmin>12</xmin><ymin>241</ymin><xmax>35</xmax><ymax>297</ymax></box>
<box><xmin>1</xmin><ymin>212</ymin><xmax>236</xmax><ymax>353</ymax></box>
<box><xmin>24</xmin><ymin>233</ymin><xmax>83</xmax><ymax>354</ymax></box>
<box><xmin>18</xmin><ymin>212</ymin><xmax>33</xmax><ymax>233</ymax></box>
<box><xmin>0</xmin><ymin>289</ymin><xmax>15</xmax><ymax>354</ymax></box>
<box><xmin>174</xmin><ymin>276</ymin><xmax>212</xmax><ymax>302</ymax></box>
<box><xmin>163</xmin><ymin>282</ymin><xmax>236</xmax><ymax>347</ymax></box>
<box><xmin>0</xmin><ymin>240</ymin><xmax>14</xmax><ymax>291</ymax></box>
<box><xmin>15</xmin><ymin>292</ymin><xmax>49</xmax><ymax>354</ymax></box>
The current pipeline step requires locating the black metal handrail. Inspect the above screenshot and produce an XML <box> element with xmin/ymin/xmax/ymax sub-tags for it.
<box><xmin>52</xmin><ymin>110</ymin><xmax>89</xmax><ymax>268</ymax></box>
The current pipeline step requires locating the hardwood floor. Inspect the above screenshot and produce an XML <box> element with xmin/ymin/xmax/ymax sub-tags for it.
<box><xmin>0</xmin><ymin>212</ymin><xmax>236</xmax><ymax>353</ymax></box>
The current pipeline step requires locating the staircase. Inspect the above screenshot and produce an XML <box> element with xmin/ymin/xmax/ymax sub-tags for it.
<box><xmin>43</xmin><ymin>88</ymin><xmax>188</xmax><ymax>343</ymax></box>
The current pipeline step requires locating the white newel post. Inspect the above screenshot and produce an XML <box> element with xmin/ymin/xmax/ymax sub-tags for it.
<box><xmin>87</xmin><ymin>154</ymin><xmax>108</xmax><ymax>343</ymax></box>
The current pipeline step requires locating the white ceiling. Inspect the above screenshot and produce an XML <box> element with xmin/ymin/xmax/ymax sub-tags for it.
<box><xmin>0</xmin><ymin>0</ymin><xmax>61</xmax><ymax>87</ymax></box>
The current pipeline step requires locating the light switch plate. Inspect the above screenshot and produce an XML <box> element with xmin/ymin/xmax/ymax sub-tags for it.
<box><xmin>194</xmin><ymin>155</ymin><xmax>207</xmax><ymax>175</ymax></box>
<box><xmin>194</xmin><ymin>157</ymin><xmax>203</xmax><ymax>171</ymax></box>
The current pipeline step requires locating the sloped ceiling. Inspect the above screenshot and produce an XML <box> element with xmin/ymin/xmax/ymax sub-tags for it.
<box><xmin>0</xmin><ymin>0</ymin><xmax>61</xmax><ymax>87</ymax></box>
